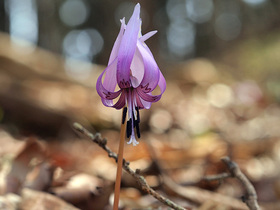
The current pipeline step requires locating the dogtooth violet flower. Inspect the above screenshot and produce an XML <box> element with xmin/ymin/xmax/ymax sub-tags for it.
<box><xmin>96</xmin><ymin>3</ymin><xmax>166</xmax><ymax>146</ymax></box>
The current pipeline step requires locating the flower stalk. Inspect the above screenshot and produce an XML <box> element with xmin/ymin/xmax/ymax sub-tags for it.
<box><xmin>113</xmin><ymin>107</ymin><xmax>127</xmax><ymax>210</ymax></box>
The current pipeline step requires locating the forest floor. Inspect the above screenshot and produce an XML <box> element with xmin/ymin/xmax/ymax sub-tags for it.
<box><xmin>0</xmin><ymin>33</ymin><xmax>280</xmax><ymax>210</ymax></box>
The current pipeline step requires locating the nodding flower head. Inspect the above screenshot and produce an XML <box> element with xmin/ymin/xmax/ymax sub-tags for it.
<box><xmin>96</xmin><ymin>3</ymin><xmax>166</xmax><ymax>146</ymax></box>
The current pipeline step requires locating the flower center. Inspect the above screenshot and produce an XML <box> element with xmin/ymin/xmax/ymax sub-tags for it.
<box><xmin>123</xmin><ymin>89</ymin><xmax>141</xmax><ymax>146</ymax></box>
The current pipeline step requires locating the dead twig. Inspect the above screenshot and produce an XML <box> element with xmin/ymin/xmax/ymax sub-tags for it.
<box><xmin>73</xmin><ymin>122</ymin><xmax>186</xmax><ymax>210</ymax></box>
<box><xmin>144</xmin><ymin>138</ymin><xmax>248</xmax><ymax>209</ymax></box>
<box><xmin>162</xmin><ymin>175</ymin><xmax>248</xmax><ymax>209</ymax></box>
<box><xmin>202</xmin><ymin>172</ymin><xmax>231</xmax><ymax>182</ymax></box>
<box><xmin>222</xmin><ymin>157</ymin><xmax>261</xmax><ymax>210</ymax></box>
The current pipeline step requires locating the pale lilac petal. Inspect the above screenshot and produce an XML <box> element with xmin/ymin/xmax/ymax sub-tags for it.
<box><xmin>117</xmin><ymin>3</ymin><xmax>141</xmax><ymax>88</ymax></box>
<box><xmin>102</xmin><ymin>57</ymin><xmax>118</xmax><ymax>93</ymax></box>
<box><xmin>96</xmin><ymin>58</ymin><xmax>118</xmax><ymax>96</ymax></box>
<box><xmin>158</xmin><ymin>71</ymin><xmax>167</xmax><ymax>94</ymax></box>
<box><xmin>96</xmin><ymin>58</ymin><xmax>122</xmax><ymax>106</ymax></box>
<box><xmin>137</xmin><ymin>40</ymin><xmax>160</xmax><ymax>92</ymax></box>
<box><xmin>140</xmin><ymin>30</ymin><xmax>157</xmax><ymax>42</ymax></box>
<box><xmin>135</xmin><ymin>93</ymin><xmax>152</xmax><ymax>109</ymax></box>
<box><xmin>130</xmin><ymin>47</ymin><xmax>144</xmax><ymax>88</ymax></box>
<box><xmin>102</xmin><ymin>19</ymin><xmax>126</xmax><ymax>93</ymax></box>
<box><xmin>108</xmin><ymin>18</ymin><xmax>126</xmax><ymax>65</ymax></box>
<box><xmin>140</xmin><ymin>99</ymin><xmax>152</xmax><ymax>109</ymax></box>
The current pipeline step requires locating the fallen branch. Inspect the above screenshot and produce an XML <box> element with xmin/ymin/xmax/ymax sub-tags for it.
<box><xmin>145</xmin><ymin>139</ymin><xmax>249</xmax><ymax>209</ymax></box>
<box><xmin>221</xmin><ymin>157</ymin><xmax>261</xmax><ymax>210</ymax></box>
<box><xmin>161</xmin><ymin>157</ymin><xmax>260</xmax><ymax>210</ymax></box>
<box><xmin>202</xmin><ymin>172</ymin><xmax>231</xmax><ymax>182</ymax></box>
<box><xmin>73</xmin><ymin>122</ymin><xmax>186</xmax><ymax>210</ymax></box>
<box><xmin>162</xmin><ymin>175</ymin><xmax>248</xmax><ymax>209</ymax></box>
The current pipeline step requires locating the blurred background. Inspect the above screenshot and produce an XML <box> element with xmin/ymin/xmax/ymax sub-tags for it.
<box><xmin>2</xmin><ymin>0</ymin><xmax>280</xmax><ymax>76</ymax></box>
<box><xmin>1</xmin><ymin>0</ymin><xmax>280</xmax><ymax>209</ymax></box>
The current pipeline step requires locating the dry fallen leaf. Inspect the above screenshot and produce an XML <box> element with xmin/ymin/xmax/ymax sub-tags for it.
<box><xmin>5</xmin><ymin>138</ymin><xmax>47</xmax><ymax>194</ymax></box>
<box><xmin>20</xmin><ymin>188</ymin><xmax>79</xmax><ymax>210</ymax></box>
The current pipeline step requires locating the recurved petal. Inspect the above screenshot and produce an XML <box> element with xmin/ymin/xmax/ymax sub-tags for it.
<box><xmin>103</xmin><ymin>57</ymin><xmax>118</xmax><ymax>93</ymax></box>
<box><xmin>158</xmin><ymin>71</ymin><xmax>167</xmax><ymax>94</ymax></box>
<box><xmin>117</xmin><ymin>3</ymin><xmax>141</xmax><ymax>88</ymax></box>
<box><xmin>97</xmin><ymin>58</ymin><xmax>118</xmax><ymax>93</ymax></box>
<box><xmin>137</xmin><ymin>89</ymin><xmax>161</xmax><ymax>103</ymax></box>
<box><xmin>96</xmin><ymin>58</ymin><xmax>122</xmax><ymax>106</ymax></box>
<box><xmin>137</xmin><ymin>40</ymin><xmax>160</xmax><ymax>92</ymax></box>
<box><xmin>108</xmin><ymin>18</ymin><xmax>126</xmax><ymax>65</ymax></box>
<box><xmin>135</xmin><ymin>93</ymin><xmax>152</xmax><ymax>109</ymax></box>
<box><xmin>136</xmin><ymin>71</ymin><xmax>166</xmax><ymax>105</ymax></box>
<box><xmin>112</xmin><ymin>91</ymin><xmax>126</xmax><ymax>109</ymax></box>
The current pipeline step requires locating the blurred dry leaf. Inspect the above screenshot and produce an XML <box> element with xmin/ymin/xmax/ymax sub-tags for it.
<box><xmin>20</xmin><ymin>188</ymin><xmax>79</xmax><ymax>210</ymax></box>
<box><xmin>5</xmin><ymin>138</ymin><xmax>46</xmax><ymax>194</ymax></box>
<box><xmin>0</xmin><ymin>193</ymin><xmax>21</xmax><ymax>210</ymax></box>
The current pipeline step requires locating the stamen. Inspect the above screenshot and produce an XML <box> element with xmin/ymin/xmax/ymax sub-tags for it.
<box><xmin>132</xmin><ymin>113</ymin><xmax>136</xmax><ymax>128</ymax></box>
<box><xmin>133</xmin><ymin>107</ymin><xmax>140</xmax><ymax>138</ymax></box>
<box><xmin>122</xmin><ymin>107</ymin><xmax>127</xmax><ymax>124</ymax></box>
<box><xmin>135</xmin><ymin>121</ymin><xmax>141</xmax><ymax>138</ymax></box>
<box><xmin>136</xmin><ymin>107</ymin><xmax>140</xmax><ymax>123</ymax></box>
<box><xmin>126</xmin><ymin>118</ymin><xmax>132</xmax><ymax>138</ymax></box>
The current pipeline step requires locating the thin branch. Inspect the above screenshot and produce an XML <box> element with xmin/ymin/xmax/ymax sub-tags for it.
<box><xmin>221</xmin><ymin>157</ymin><xmax>261</xmax><ymax>210</ymax></box>
<box><xmin>73</xmin><ymin>123</ymin><xmax>186</xmax><ymax>210</ymax></box>
<box><xmin>143</xmin><ymin>141</ymin><xmax>248</xmax><ymax>209</ymax></box>
<box><xmin>202</xmin><ymin>172</ymin><xmax>231</xmax><ymax>182</ymax></box>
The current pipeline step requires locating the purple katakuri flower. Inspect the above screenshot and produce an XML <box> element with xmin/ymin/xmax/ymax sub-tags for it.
<box><xmin>96</xmin><ymin>3</ymin><xmax>166</xmax><ymax>146</ymax></box>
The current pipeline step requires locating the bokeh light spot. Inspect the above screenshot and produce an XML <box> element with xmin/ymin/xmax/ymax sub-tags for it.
<box><xmin>215</xmin><ymin>13</ymin><xmax>241</xmax><ymax>41</ymax></box>
<box><xmin>5</xmin><ymin>0</ymin><xmax>38</xmax><ymax>46</ymax></box>
<box><xmin>186</xmin><ymin>0</ymin><xmax>214</xmax><ymax>23</ymax></box>
<box><xmin>242</xmin><ymin>0</ymin><xmax>266</xmax><ymax>6</ymax></box>
<box><xmin>59</xmin><ymin>0</ymin><xmax>89</xmax><ymax>27</ymax></box>
<box><xmin>63</xmin><ymin>29</ymin><xmax>103</xmax><ymax>61</ymax></box>
<box><xmin>207</xmin><ymin>84</ymin><xmax>234</xmax><ymax>108</ymax></box>
<box><xmin>63</xmin><ymin>28</ymin><xmax>103</xmax><ymax>80</ymax></box>
<box><xmin>166</xmin><ymin>0</ymin><xmax>187</xmax><ymax>21</ymax></box>
<box><xmin>167</xmin><ymin>20</ymin><xmax>195</xmax><ymax>58</ymax></box>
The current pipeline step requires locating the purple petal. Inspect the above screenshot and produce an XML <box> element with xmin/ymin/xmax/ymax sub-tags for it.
<box><xmin>102</xmin><ymin>58</ymin><xmax>118</xmax><ymax>93</ymax></box>
<box><xmin>130</xmin><ymin>47</ymin><xmax>144</xmax><ymax>88</ymax></box>
<box><xmin>137</xmin><ymin>40</ymin><xmax>160</xmax><ymax>92</ymax></box>
<box><xmin>136</xmin><ymin>71</ymin><xmax>166</xmax><ymax>106</ymax></box>
<box><xmin>117</xmin><ymin>3</ymin><xmax>141</xmax><ymax>88</ymax></box>
<box><xmin>112</xmin><ymin>91</ymin><xmax>126</xmax><ymax>109</ymax></box>
<box><xmin>158</xmin><ymin>71</ymin><xmax>167</xmax><ymax>94</ymax></box>
<box><xmin>135</xmin><ymin>93</ymin><xmax>152</xmax><ymax>109</ymax></box>
<box><xmin>108</xmin><ymin>18</ymin><xmax>126</xmax><ymax>65</ymax></box>
<box><xmin>137</xmin><ymin>89</ymin><xmax>161</xmax><ymax>103</ymax></box>
<box><xmin>98</xmin><ymin>19</ymin><xmax>126</xmax><ymax>106</ymax></box>
<box><xmin>140</xmin><ymin>30</ymin><xmax>157</xmax><ymax>42</ymax></box>
<box><xmin>96</xmin><ymin>58</ymin><xmax>122</xmax><ymax>106</ymax></box>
